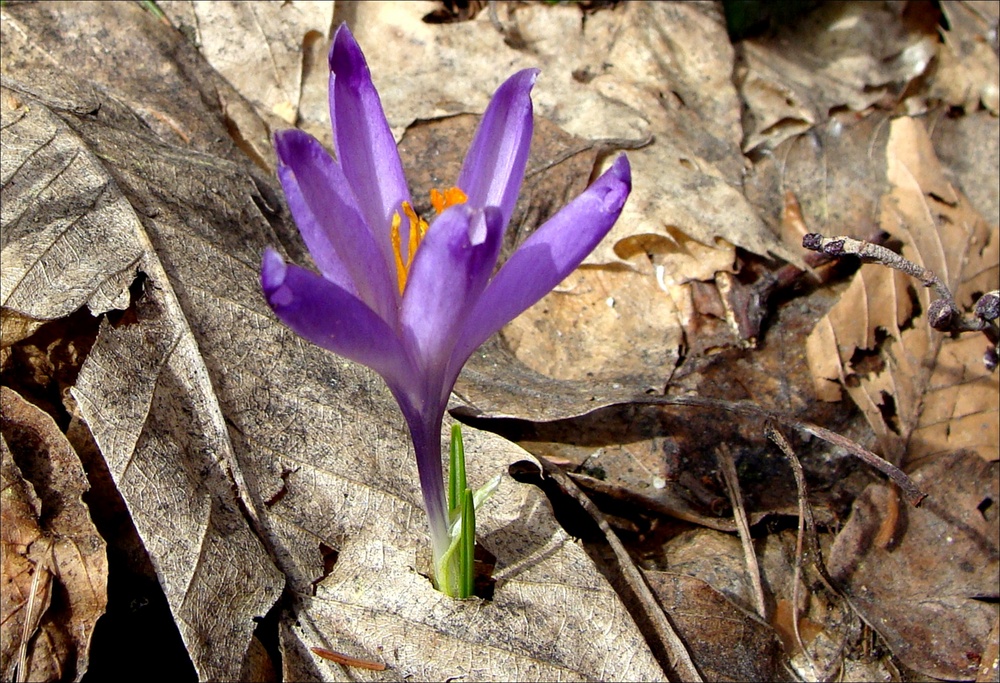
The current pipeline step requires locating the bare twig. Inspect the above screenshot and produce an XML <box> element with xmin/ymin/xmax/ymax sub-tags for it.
<box><xmin>538</xmin><ymin>457</ymin><xmax>704</xmax><ymax>682</ymax></box>
<box><xmin>716</xmin><ymin>445</ymin><xmax>768</xmax><ymax>620</ymax></box>
<box><xmin>16</xmin><ymin>542</ymin><xmax>52</xmax><ymax>683</ymax></box>
<box><xmin>633</xmin><ymin>395</ymin><xmax>928</xmax><ymax>506</ymax></box>
<box><xmin>802</xmin><ymin>233</ymin><xmax>999</xmax><ymax>370</ymax></box>
<box><xmin>526</xmin><ymin>133</ymin><xmax>655</xmax><ymax>179</ymax></box>
<box><xmin>765</xmin><ymin>425</ymin><xmax>820</xmax><ymax>675</ymax></box>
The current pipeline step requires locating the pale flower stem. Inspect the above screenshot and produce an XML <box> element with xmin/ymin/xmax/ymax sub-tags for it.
<box><xmin>410</xmin><ymin>418</ymin><xmax>451</xmax><ymax>574</ymax></box>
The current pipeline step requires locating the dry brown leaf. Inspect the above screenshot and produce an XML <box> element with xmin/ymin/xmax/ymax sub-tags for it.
<box><xmin>0</xmin><ymin>1</ymin><xmax>271</xmax><ymax>165</ymax></box>
<box><xmin>931</xmin><ymin>109</ymin><xmax>1000</xmax><ymax>227</ymax></box>
<box><xmin>158</xmin><ymin>1</ymin><xmax>335</xmax><ymax>144</ymax></box>
<box><xmin>644</xmin><ymin>571</ymin><xmax>791</xmax><ymax>683</ymax></box>
<box><xmin>930</xmin><ymin>1</ymin><xmax>1000</xmax><ymax>115</ymax></box>
<box><xmin>281</xmin><ymin>428</ymin><xmax>664</xmax><ymax>681</ymax></box>
<box><xmin>828</xmin><ymin>451</ymin><xmax>1000</xmax><ymax>680</ymax></box>
<box><xmin>737</xmin><ymin>2</ymin><xmax>937</xmax><ymax>152</ymax></box>
<box><xmin>503</xmin><ymin>267</ymin><xmax>684</xmax><ymax>383</ymax></box>
<box><xmin>0</xmin><ymin>431</ymin><xmax>51</xmax><ymax>681</ymax></box>
<box><xmin>658</xmin><ymin>527</ymin><xmax>891</xmax><ymax>681</ymax></box>
<box><xmin>806</xmin><ymin>116</ymin><xmax>998</xmax><ymax>464</ymax></box>
<box><xmin>745</xmin><ymin>110</ymin><xmax>892</xmax><ymax>245</ymax></box>
<box><xmin>0</xmin><ymin>387</ymin><xmax>108</xmax><ymax>682</ymax></box>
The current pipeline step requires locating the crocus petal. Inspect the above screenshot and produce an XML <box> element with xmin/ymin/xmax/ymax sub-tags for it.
<box><xmin>261</xmin><ymin>248</ymin><xmax>411</xmax><ymax>386</ymax></box>
<box><xmin>401</xmin><ymin>205</ymin><xmax>504</xmax><ymax>392</ymax></box>
<box><xmin>274</xmin><ymin>129</ymin><xmax>399</xmax><ymax>322</ymax></box>
<box><xmin>272</xmin><ymin>158</ymin><xmax>357</xmax><ymax>299</ymax></box>
<box><xmin>329</xmin><ymin>24</ymin><xmax>410</xmax><ymax>265</ymax></box>
<box><xmin>457</xmin><ymin>69</ymin><xmax>538</xmax><ymax>230</ymax></box>
<box><xmin>452</xmin><ymin>154</ymin><xmax>632</xmax><ymax>368</ymax></box>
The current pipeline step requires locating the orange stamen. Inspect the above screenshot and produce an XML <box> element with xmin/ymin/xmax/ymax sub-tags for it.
<box><xmin>390</xmin><ymin>211</ymin><xmax>407</xmax><ymax>294</ymax></box>
<box><xmin>390</xmin><ymin>187</ymin><xmax>468</xmax><ymax>295</ymax></box>
<box><xmin>430</xmin><ymin>187</ymin><xmax>468</xmax><ymax>214</ymax></box>
<box><xmin>403</xmin><ymin>202</ymin><xmax>427</xmax><ymax>273</ymax></box>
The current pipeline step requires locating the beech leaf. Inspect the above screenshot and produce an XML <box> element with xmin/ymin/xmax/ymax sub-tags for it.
<box><xmin>806</xmin><ymin>116</ymin><xmax>998</xmax><ymax>465</ymax></box>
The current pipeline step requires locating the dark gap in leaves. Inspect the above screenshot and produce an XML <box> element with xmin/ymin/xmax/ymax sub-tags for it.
<box><xmin>977</xmin><ymin>496</ymin><xmax>995</xmax><ymax>522</ymax></box>
<box><xmin>410</xmin><ymin>544</ymin><xmax>496</xmax><ymax>600</ymax></box>
<box><xmin>849</xmin><ymin>327</ymin><xmax>890</xmax><ymax>378</ymax></box>
<box><xmin>473</xmin><ymin>544</ymin><xmax>497</xmax><ymax>601</ymax></box>
<box><xmin>900</xmin><ymin>283</ymin><xmax>923</xmax><ymax>331</ymax></box>
<box><xmin>263</xmin><ymin>466</ymin><xmax>299</xmax><ymax>508</ymax></box>
<box><xmin>311</xmin><ymin>543</ymin><xmax>340</xmax><ymax>595</ymax></box>
<box><xmin>934</xmin><ymin>1</ymin><xmax>952</xmax><ymax>31</ymax></box>
<box><xmin>723</xmin><ymin>0</ymin><xmax>823</xmax><ymax>41</ymax></box>
<box><xmin>580</xmin><ymin>464</ymin><xmax>607</xmax><ymax>480</ymax></box>
<box><xmin>957</xmin><ymin>289</ymin><xmax>989</xmax><ymax>319</ymax></box>
<box><xmin>82</xmin><ymin>531</ymin><xmax>196</xmax><ymax>682</ymax></box>
<box><xmin>454</xmin><ymin>412</ymin><xmax>532</xmax><ymax>442</ymax></box>
<box><xmin>882</xmin><ymin>233</ymin><xmax>907</xmax><ymax>254</ymax></box>
<box><xmin>900</xmin><ymin>0</ymin><xmax>943</xmax><ymax>36</ymax></box>
<box><xmin>827</xmin><ymin>103</ymin><xmax>855</xmax><ymax>118</ymax></box>
<box><xmin>247</xmin><ymin>167</ymin><xmax>284</xmax><ymax>222</ymax></box>
<box><xmin>422</xmin><ymin>0</ymin><xmax>487</xmax><ymax>24</ymax></box>
<box><xmin>251</xmin><ymin>594</ymin><xmax>285</xmax><ymax>680</ymax></box>
<box><xmin>1</xmin><ymin>305</ymin><xmax>102</xmax><ymax>431</ymax></box>
<box><xmin>509</xmin><ymin>461</ymin><xmax>605</xmax><ymax>541</ymax></box>
<box><xmin>457</xmin><ymin>403</ymin><xmax>701</xmax><ymax>449</ymax></box>
<box><xmin>878</xmin><ymin>390</ymin><xmax>902</xmax><ymax>435</ymax></box>
<box><xmin>758</xmin><ymin>116</ymin><xmax>811</xmax><ymax>138</ymax></box>
<box><xmin>105</xmin><ymin>271</ymin><xmax>149</xmax><ymax>328</ymax></box>
<box><xmin>70</xmin><ymin>417</ymin><xmax>196</xmax><ymax>682</ymax></box>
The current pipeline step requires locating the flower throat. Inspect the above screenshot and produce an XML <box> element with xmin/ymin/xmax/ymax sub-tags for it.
<box><xmin>390</xmin><ymin>187</ymin><xmax>467</xmax><ymax>294</ymax></box>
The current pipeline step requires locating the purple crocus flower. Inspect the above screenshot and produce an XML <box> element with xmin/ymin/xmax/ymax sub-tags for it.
<box><xmin>261</xmin><ymin>23</ymin><xmax>631</xmax><ymax>591</ymax></box>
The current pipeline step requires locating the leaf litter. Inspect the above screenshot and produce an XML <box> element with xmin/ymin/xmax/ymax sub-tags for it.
<box><xmin>1</xmin><ymin>1</ymin><xmax>998</xmax><ymax>681</ymax></box>
<box><xmin>1</xmin><ymin>387</ymin><xmax>107</xmax><ymax>682</ymax></box>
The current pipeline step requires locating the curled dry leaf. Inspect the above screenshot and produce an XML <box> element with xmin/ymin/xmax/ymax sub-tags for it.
<box><xmin>930</xmin><ymin>1</ymin><xmax>1000</xmax><ymax>115</ymax></box>
<box><xmin>0</xmin><ymin>387</ymin><xmax>107</xmax><ymax>682</ymax></box>
<box><xmin>0</xmin><ymin>429</ymin><xmax>51</xmax><ymax>681</ymax></box>
<box><xmin>0</xmin><ymin>1</ymin><xmax>271</xmax><ymax>165</ymax></box>
<box><xmin>828</xmin><ymin>451</ymin><xmax>1000</xmax><ymax>680</ymax></box>
<box><xmin>736</xmin><ymin>2</ymin><xmax>937</xmax><ymax>152</ymax></box>
<box><xmin>806</xmin><ymin>116</ymin><xmax>998</xmax><ymax>465</ymax></box>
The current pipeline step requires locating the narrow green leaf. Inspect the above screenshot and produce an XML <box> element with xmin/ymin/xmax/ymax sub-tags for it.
<box><xmin>460</xmin><ymin>487</ymin><xmax>475</xmax><ymax>598</ymax></box>
<box><xmin>449</xmin><ymin>424</ymin><xmax>466</xmax><ymax>514</ymax></box>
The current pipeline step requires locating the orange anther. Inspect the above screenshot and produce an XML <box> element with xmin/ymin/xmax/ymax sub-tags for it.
<box><xmin>390</xmin><ymin>188</ymin><xmax>467</xmax><ymax>295</ymax></box>
<box><xmin>431</xmin><ymin>187</ymin><xmax>468</xmax><ymax>214</ymax></box>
